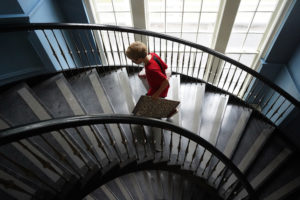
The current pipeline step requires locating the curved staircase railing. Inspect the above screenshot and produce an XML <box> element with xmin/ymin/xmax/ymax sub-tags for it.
<box><xmin>1</xmin><ymin>23</ymin><xmax>299</xmax><ymax>125</ymax></box>
<box><xmin>0</xmin><ymin>114</ymin><xmax>257</xmax><ymax>200</ymax></box>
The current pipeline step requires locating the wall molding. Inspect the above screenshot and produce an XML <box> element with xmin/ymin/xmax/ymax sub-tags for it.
<box><xmin>0</xmin><ymin>67</ymin><xmax>48</xmax><ymax>86</ymax></box>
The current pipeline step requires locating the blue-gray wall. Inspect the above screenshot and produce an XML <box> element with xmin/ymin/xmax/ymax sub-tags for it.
<box><xmin>259</xmin><ymin>0</ymin><xmax>300</xmax><ymax>147</ymax></box>
<box><xmin>0</xmin><ymin>0</ymin><xmax>90</xmax><ymax>86</ymax></box>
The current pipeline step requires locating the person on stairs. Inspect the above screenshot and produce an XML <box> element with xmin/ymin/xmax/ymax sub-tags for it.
<box><xmin>126</xmin><ymin>41</ymin><xmax>178</xmax><ymax>152</ymax></box>
<box><xmin>125</xmin><ymin>41</ymin><xmax>178</xmax><ymax>118</ymax></box>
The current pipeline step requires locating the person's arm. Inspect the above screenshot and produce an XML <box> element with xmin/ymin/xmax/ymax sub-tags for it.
<box><xmin>151</xmin><ymin>78</ymin><xmax>169</xmax><ymax>99</ymax></box>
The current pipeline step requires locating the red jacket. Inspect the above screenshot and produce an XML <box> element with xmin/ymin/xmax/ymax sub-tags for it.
<box><xmin>145</xmin><ymin>53</ymin><xmax>169</xmax><ymax>97</ymax></box>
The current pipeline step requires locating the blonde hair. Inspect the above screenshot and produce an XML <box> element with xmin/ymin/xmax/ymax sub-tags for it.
<box><xmin>126</xmin><ymin>41</ymin><xmax>148</xmax><ymax>60</ymax></box>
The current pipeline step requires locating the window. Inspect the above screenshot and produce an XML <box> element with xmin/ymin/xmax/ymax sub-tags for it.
<box><xmin>89</xmin><ymin>0</ymin><xmax>133</xmax><ymax>26</ymax></box>
<box><xmin>147</xmin><ymin>0</ymin><xmax>221</xmax><ymax>47</ymax></box>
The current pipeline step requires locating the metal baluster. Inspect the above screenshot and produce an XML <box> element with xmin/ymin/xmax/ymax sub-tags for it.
<box><xmin>0</xmin><ymin>152</ymin><xmax>59</xmax><ymax>193</ymax></box>
<box><xmin>275</xmin><ymin>102</ymin><xmax>293</xmax><ymax>124</ymax></box>
<box><xmin>223</xmin><ymin>179</ymin><xmax>239</xmax><ymax>198</ymax></box>
<box><xmin>170</xmin><ymin>41</ymin><xmax>174</xmax><ymax>72</ymax></box>
<box><xmin>90</xmin><ymin>29</ymin><xmax>105</xmax><ymax>72</ymax></box>
<box><xmin>117</xmin><ymin>123</ymin><xmax>130</xmax><ymax>159</ymax></box>
<box><xmin>69</xmin><ymin>30</ymin><xmax>84</xmax><ymax>69</ymax></box>
<box><xmin>186</xmin><ymin>47</ymin><xmax>192</xmax><ymax>76</ymax></box>
<box><xmin>18</xmin><ymin>140</ymin><xmax>68</xmax><ymax>182</ymax></box>
<box><xmin>59</xmin><ymin>129</ymin><xmax>91</xmax><ymax>170</ymax></box>
<box><xmin>250</xmin><ymin>83</ymin><xmax>265</xmax><ymax>104</ymax></box>
<box><xmin>126</xmin><ymin>32</ymin><xmax>133</xmax><ymax>73</ymax></box>
<box><xmin>42</xmin><ymin>30</ymin><xmax>64</xmax><ymax>71</ymax></box>
<box><xmin>202</xmin><ymin>155</ymin><xmax>213</xmax><ymax>177</ymax></box>
<box><xmin>129</xmin><ymin>124</ymin><xmax>140</xmax><ymax>159</ymax></box>
<box><xmin>73</xmin><ymin>127</ymin><xmax>101</xmax><ymax>168</ymax></box>
<box><xmin>78</xmin><ymin>31</ymin><xmax>92</xmax><ymax>69</ymax></box>
<box><xmin>120</xmin><ymin>32</ymin><xmax>128</xmax><ymax>69</ymax></box>
<box><xmin>39</xmin><ymin>134</ymin><xmax>82</xmax><ymax>178</ymax></box>
<box><xmin>26</xmin><ymin>139</ymin><xmax>72</xmax><ymax>181</ymax></box>
<box><xmin>147</xmin><ymin>36</ymin><xmax>150</xmax><ymax>54</ymax></box>
<box><xmin>0</xmin><ymin>164</ymin><xmax>40</xmax><ymax>197</ymax></box>
<box><xmin>165</xmin><ymin>39</ymin><xmax>168</xmax><ymax>67</ymax></box>
<box><xmin>232</xmin><ymin>69</ymin><xmax>244</xmax><ymax>94</ymax></box>
<box><xmin>245</xmin><ymin>81</ymin><xmax>259</xmax><ymax>102</ymax></box>
<box><xmin>196</xmin><ymin>52</ymin><xmax>204</xmax><ymax>79</ymax></box>
<box><xmin>114</xmin><ymin>31</ymin><xmax>122</xmax><ymax>67</ymax></box>
<box><xmin>0</xmin><ymin>175</ymin><xmax>35</xmax><ymax>197</ymax></box>
<box><xmin>217</xmin><ymin>61</ymin><xmax>227</xmax><ymax>87</ymax></box>
<box><xmin>159</xmin><ymin>38</ymin><xmax>162</xmax><ymax>57</ymax></box>
<box><xmin>264</xmin><ymin>94</ymin><xmax>282</xmax><ymax>117</ymax></box>
<box><xmin>222</xmin><ymin>63</ymin><xmax>233</xmax><ymax>90</ymax></box>
<box><xmin>169</xmin><ymin>131</ymin><xmax>173</xmax><ymax>161</ymax></box>
<box><xmin>213</xmin><ymin>165</ymin><xmax>226</xmax><ymax>186</ymax></box>
<box><xmin>189</xmin><ymin>144</ymin><xmax>198</xmax><ymax>169</ymax></box>
<box><xmin>89</xmin><ymin>125</ymin><xmax>111</xmax><ymax>163</ymax></box>
<box><xmin>176</xmin><ymin>134</ymin><xmax>182</xmax><ymax>163</ymax></box>
<box><xmin>191</xmin><ymin>50</ymin><xmax>198</xmax><ymax>77</ymax></box>
<box><xmin>85</xmin><ymin>30</ymin><xmax>98</xmax><ymax>68</ymax></box>
<box><xmin>261</xmin><ymin>90</ymin><xmax>276</xmax><ymax>110</ymax></box>
<box><xmin>160</xmin><ymin>129</ymin><xmax>164</xmax><ymax>160</ymax></box>
<box><xmin>269</xmin><ymin>98</ymin><xmax>286</xmax><ymax>120</ymax></box>
<box><xmin>212</xmin><ymin>58</ymin><xmax>221</xmax><ymax>84</ymax></box>
<box><xmin>140</xmin><ymin>125</ymin><xmax>148</xmax><ymax>158</ymax></box>
<box><xmin>217</xmin><ymin>170</ymin><xmax>232</xmax><ymax>191</ymax></box>
<box><xmin>183</xmin><ymin>139</ymin><xmax>190</xmax><ymax>164</ymax></box>
<box><xmin>106</xmin><ymin>31</ymin><xmax>116</xmax><ymax>68</ymax></box>
<box><xmin>103</xmin><ymin>124</ymin><xmax>121</xmax><ymax>161</ymax></box>
<box><xmin>176</xmin><ymin>43</ymin><xmax>180</xmax><ymax>73</ymax></box>
<box><xmin>207</xmin><ymin>159</ymin><xmax>220</xmax><ymax>181</ymax></box>
<box><xmin>99</xmin><ymin>30</ymin><xmax>110</xmax><ymax>68</ymax></box>
<box><xmin>195</xmin><ymin>148</ymin><xmax>206</xmax><ymax>173</ymax></box>
<box><xmin>51</xmin><ymin>29</ymin><xmax>71</xmax><ymax>72</ymax></box>
<box><xmin>153</xmin><ymin>37</ymin><xmax>156</xmax><ymax>53</ymax></box>
<box><xmin>240</xmin><ymin>75</ymin><xmax>254</xmax><ymax>99</ymax></box>
<box><xmin>227</xmin><ymin>66</ymin><xmax>238</xmax><ymax>93</ymax></box>
<box><xmin>181</xmin><ymin>45</ymin><xmax>186</xmax><ymax>74</ymax></box>
<box><xmin>202</xmin><ymin>54</ymin><xmax>211</xmax><ymax>81</ymax></box>
<box><xmin>61</xmin><ymin>30</ymin><xmax>79</xmax><ymax>72</ymax></box>
<box><xmin>207</xmin><ymin>56</ymin><xmax>216</xmax><ymax>82</ymax></box>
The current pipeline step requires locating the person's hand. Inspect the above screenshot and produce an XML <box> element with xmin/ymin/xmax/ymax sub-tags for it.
<box><xmin>151</xmin><ymin>93</ymin><xmax>159</xmax><ymax>100</ymax></box>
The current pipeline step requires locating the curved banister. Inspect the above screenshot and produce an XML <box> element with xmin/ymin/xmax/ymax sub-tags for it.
<box><xmin>1</xmin><ymin>23</ymin><xmax>299</xmax><ymax>108</ymax></box>
<box><xmin>0</xmin><ymin>114</ymin><xmax>257</xmax><ymax>199</ymax></box>
<box><xmin>1</xmin><ymin>23</ymin><xmax>298</xmax><ymax>125</ymax></box>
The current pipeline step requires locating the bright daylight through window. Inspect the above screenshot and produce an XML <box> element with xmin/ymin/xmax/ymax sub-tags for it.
<box><xmin>86</xmin><ymin>0</ymin><xmax>288</xmax><ymax>95</ymax></box>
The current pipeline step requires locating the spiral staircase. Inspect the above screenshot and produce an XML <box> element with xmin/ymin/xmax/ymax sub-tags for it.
<box><xmin>0</xmin><ymin>24</ymin><xmax>300</xmax><ymax>200</ymax></box>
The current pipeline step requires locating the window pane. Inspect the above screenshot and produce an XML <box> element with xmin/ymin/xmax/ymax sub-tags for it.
<box><xmin>182</xmin><ymin>33</ymin><xmax>197</xmax><ymax>43</ymax></box>
<box><xmin>166</xmin><ymin>0</ymin><xmax>183</xmax><ymax>11</ymax></box>
<box><xmin>232</xmin><ymin>12</ymin><xmax>254</xmax><ymax>33</ymax></box>
<box><xmin>116</xmin><ymin>13</ymin><xmax>132</xmax><ymax>26</ymax></box>
<box><xmin>243</xmin><ymin>33</ymin><xmax>263</xmax><ymax>50</ymax></box>
<box><xmin>182</xmin><ymin>13</ymin><xmax>199</xmax><ymax>32</ymax></box>
<box><xmin>197</xmin><ymin>33</ymin><xmax>212</xmax><ymax>47</ymax></box>
<box><xmin>202</xmin><ymin>0</ymin><xmax>220</xmax><ymax>12</ymax></box>
<box><xmin>249</xmin><ymin>12</ymin><xmax>272</xmax><ymax>33</ymax></box>
<box><xmin>148</xmin><ymin>0</ymin><xmax>165</xmax><ymax>12</ymax></box>
<box><xmin>113</xmin><ymin>0</ymin><xmax>130</xmax><ymax>11</ymax></box>
<box><xmin>199</xmin><ymin>13</ymin><xmax>217</xmax><ymax>33</ymax></box>
<box><xmin>227</xmin><ymin>33</ymin><xmax>247</xmax><ymax>50</ymax></box>
<box><xmin>149</xmin><ymin>13</ymin><xmax>165</xmax><ymax>32</ymax></box>
<box><xmin>239</xmin><ymin>0</ymin><xmax>260</xmax><ymax>12</ymax></box>
<box><xmin>99</xmin><ymin>13</ymin><xmax>116</xmax><ymax>24</ymax></box>
<box><xmin>239</xmin><ymin>54</ymin><xmax>256</xmax><ymax>67</ymax></box>
<box><xmin>258</xmin><ymin>0</ymin><xmax>278</xmax><ymax>11</ymax></box>
<box><xmin>166</xmin><ymin>13</ymin><xmax>182</xmax><ymax>32</ymax></box>
<box><xmin>95</xmin><ymin>0</ymin><xmax>113</xmax><ymax>12</ymax></box>
<box><xmin>184</xmin><ymin>0</ymin><xmax>202</xmax><ymax>12</ymax></box>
